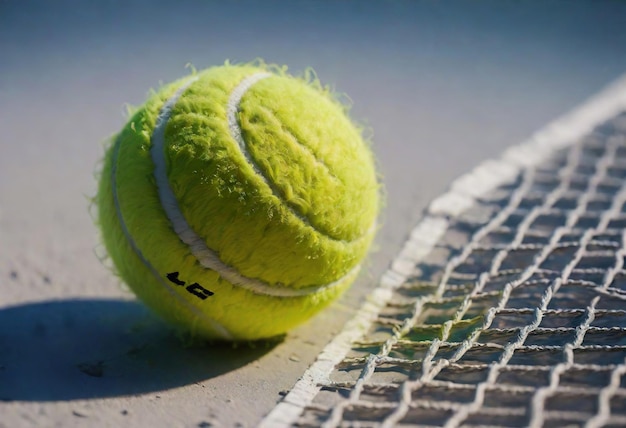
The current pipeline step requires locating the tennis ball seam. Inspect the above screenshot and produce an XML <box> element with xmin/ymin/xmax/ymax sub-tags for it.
<box><xmin>172</xmin><ymin>71</ymin><xmax>377</xmax><ymax>248</ymax></box>
<box><xmin>228</xmin><ymin>73</ymin><xmax>372</xmax><ymax>243</ymax></box>
<box><xmin>113</xmin><ymin>72</ymin><xmax>361</xmax><ymax>298</ymax></box>
<box><xmin>110</xmin><ymin>78</ymin><xmax>233</xmax><ymax>340</ymax></box>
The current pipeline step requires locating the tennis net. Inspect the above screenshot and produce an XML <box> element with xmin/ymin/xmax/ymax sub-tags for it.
<box><xmin>263</xmin><ymin>76</ymin><xmax>626</xmax><ymax>428</ymax></box>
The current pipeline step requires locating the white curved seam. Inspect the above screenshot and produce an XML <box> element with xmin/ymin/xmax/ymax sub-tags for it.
<box><xmin>152</xmin><ymin>73</ymin><xmax>357</xmax><ymax>297</ymax></box>
<box><xmin>226</xmin><ymin>72</ymin><xmax>273</xmax><ymax>171</ymax></box>
<box><xmin>226</xmin><ymin>72</ymin><xmax>374</xmax><ymax>244</ymax></box>
<box><xmin>110</xmin><ymin>100</ymin><xmax>233</xmax><ymax>340</ymax></box>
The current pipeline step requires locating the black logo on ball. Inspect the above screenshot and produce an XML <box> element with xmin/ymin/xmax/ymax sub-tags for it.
<box><xmin>166</xmin><ymin>272</ymin><xmax>214</xmax><ymax>300</ymax></box>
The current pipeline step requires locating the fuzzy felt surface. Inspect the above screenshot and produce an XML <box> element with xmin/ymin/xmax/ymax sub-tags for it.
<box><xmin>97</xmin><ymin>62</ymin><xmax>380</xmax><ymax>340</ymax></box>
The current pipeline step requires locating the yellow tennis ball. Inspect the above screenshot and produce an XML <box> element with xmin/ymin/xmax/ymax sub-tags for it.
<box><xmin>96</xmin><ymin>62</ymin><xmax>380</xmax><ymax>340</ymax></box>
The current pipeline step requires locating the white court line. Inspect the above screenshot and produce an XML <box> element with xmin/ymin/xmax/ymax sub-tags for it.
<box><xmin>259</xmin><ymin>72</ymin><xmax>626</xmax><ymax>427</ymax></box>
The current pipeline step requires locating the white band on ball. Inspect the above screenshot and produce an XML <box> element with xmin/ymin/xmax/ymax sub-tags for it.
<box><xmin>111</xmin><ymin>74</ymin><xmax>233</xmax><ymax>340</ymax></box>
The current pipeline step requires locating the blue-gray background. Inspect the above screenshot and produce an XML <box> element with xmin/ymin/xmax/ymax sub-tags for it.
<box><xmin>1</xmin><ymin>1</ymin><xmax>625</xmax><ymax>426</ymax></box>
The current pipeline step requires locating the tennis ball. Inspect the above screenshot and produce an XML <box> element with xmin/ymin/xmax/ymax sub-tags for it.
<box><xmin>96</xmin><ymin>62</ymin><xmax>380</xmax><ymax>340</ymax></box>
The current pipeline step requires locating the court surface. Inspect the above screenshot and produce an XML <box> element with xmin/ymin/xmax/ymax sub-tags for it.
<box><xmin>2</xmin><ymin>2</ymin><xmax>626</xmax><ymax>427</ymax></box>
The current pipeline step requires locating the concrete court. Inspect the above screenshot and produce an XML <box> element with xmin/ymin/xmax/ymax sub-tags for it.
<box><xmin>1</xmin><ymin>1</ymin><xmax>626</xmax><ymax>426</ymax></box>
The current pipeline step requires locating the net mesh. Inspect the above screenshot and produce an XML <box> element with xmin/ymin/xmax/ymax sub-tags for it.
<box><xmin>297</xmin><ymin>113</ymin><xmax>626</xmax><ymax>427</ymax></box>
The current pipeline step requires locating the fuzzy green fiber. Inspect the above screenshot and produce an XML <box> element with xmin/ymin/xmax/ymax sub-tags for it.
<box><xmin>97</xmin><ymin>62</ymin><xmax>380</xmax><ymax>340</ymax></box>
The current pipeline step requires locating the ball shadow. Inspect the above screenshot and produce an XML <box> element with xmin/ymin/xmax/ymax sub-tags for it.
<box><xmin>0</xmin><ymin>299</ymin><xmax>279</xmax><ymax>401</ymax></box>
